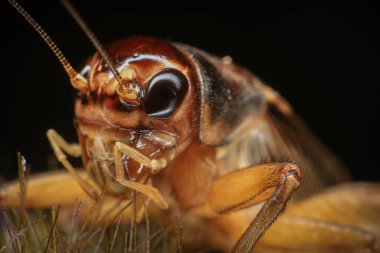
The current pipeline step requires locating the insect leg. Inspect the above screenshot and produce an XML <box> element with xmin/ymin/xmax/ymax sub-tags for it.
<box><xmin>256</xmin><ymin>216</ymin><xmax>377</xmax><ymax>253</ymax></box>
<box><xmin>193</xmin><ymin>162</ymin><xmax>301</xmax><ymax>253</ymax></box>
<box><xmin>47</xmin><ymin>129</ymin><xmax>100</xmax><ymax>200</ymax></box>
<box><xmin>0</xmin><ymin>170</ymin><xmax>91</xmax><ymax>208</ymax></box>
<box><xmin>46</xmin><ymin>129</ymin><xmax>82</xmax><ymax>157</ymax></box>
<box><xmin>256</xmin><ymin>182</ymin><xmax>380</xmax><ymax>252</ymax></box>
<box><xmin>113</xmin><ymin>142</ymin><xmax>169</xmax><ymax>209</ymax></box>
<box><xmin>0</xmin><ymin>169</ymin><xmax>147</xmax><ymax>224</ymax></box>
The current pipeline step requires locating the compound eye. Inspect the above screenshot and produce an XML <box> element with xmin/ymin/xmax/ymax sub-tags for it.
<box><xmin>144</xmin><ymin>69</ymin><xmax>188</xmax><ymax>119</ymax></box>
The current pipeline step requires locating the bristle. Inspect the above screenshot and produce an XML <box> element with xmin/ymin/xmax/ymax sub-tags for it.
<box><xmin>0</xmin><ymin>160</ymin><xmax>182</xmax><ymax>252</ymax></box>
<box><xmin>79</xmin><ymin>190</ymin><xmax>106</xmax><ymax>237</ymax></box>
<box><xmin>44</xmin><ymin>205</ymin><xmax>60</xmax><ymax>253</ymax></box>
<box><xmin>93</xmin><ymin>229</ymin><xmax>106</xmax><ymax>253</ymax></box>
<box><xmin>108</xmin><ymin>200</ymin><xmax>133</xmax><ymax>225</ymax></box>
<box><xmin>129</xmin><ymin>191</ymin><xmax>137</xmax><ymax>252</ymax></box>
<box><xmin>134</xmin><ymin>226</ymin><xmax>165</xmax><ymax>252</ymax></box>
<box><xmin>17</xmin><ymin>153</ymin><xmax>27</xmax><ymax>211</ymax></box>
<box><xmin>175</xmin><ymin>216</ymin><xmax>183</xmax><ymax>253</ymax></box>
<box><xmin>107</xmin><ymin>214</ymin><xmax>121</xmax><ymax>253</ymax></box>
<box><xmin>67</xmin><ymin>200</ymin><xmax>83</xmax><ymax>250</ymax></box>
<box><xmin>0</xmin><ymin>205</ymin><xmax>21</xmax><ymax>252</ymax></box>
<box><xmin>0</xmin><ymin>203</ymin><xmax>181</xmax><ymax>252</ymax></box>
<box><xmin>123</xmin><ymin>232</ymin><xmax>128</xmax><ymax>253</ymax></box>
<box><xmin>143</xmin><ymin>199</ymin><xmax>151</xmax><ymax>253</ymax></box>
<box><xmin>0</xmin><ymin>210</ymin><xmax>47</xmax><ymax>253</ymax></box>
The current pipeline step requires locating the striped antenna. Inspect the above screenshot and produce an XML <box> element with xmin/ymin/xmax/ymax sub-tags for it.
<box><xmin>7</xmin><ymin>0</ymin><xmax>89</xmax><ymax>93</ymax></box>
<box><xmin>60</xmin><ymin>0</ymin><xmax>140</xmax><ymax>104</ymax></box>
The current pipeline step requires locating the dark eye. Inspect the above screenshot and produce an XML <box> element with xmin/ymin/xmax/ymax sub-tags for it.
<box><xmin>144</xmin><ymin>69</ymin><xmax>188</xmax><ymax>119</ymax></box>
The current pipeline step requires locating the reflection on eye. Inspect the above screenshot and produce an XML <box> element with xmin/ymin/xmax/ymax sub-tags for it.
<box><xmin>144</xmin><ymin>69</ymin><xmax>188</xmax><ymax>119</ymax></box>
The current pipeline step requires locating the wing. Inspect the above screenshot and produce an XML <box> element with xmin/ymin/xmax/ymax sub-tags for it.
<box><xmin>176</xmin><ymin>43</ymin><xmax>350</xmax><ymax>198</ymax></box>
<box><xmin>224</xmin><ymin>83</ymin><xmax>351</xmax><ymax>199</ymax></box>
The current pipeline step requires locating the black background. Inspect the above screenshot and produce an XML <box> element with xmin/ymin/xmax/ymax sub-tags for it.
<box><xmin>0</xmin><ymin>1</ymin><xmax>379</xmax><ymax>182</ymax></box>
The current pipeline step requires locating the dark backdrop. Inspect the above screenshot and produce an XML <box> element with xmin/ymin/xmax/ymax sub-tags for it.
<box><xmin>0</xmin><ymin>1</ymin><xmax>379</xmax><ymax>182</ymax></box>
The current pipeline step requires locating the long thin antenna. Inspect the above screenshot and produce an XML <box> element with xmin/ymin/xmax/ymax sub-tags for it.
<box><xmin>7</xmin><ymin>0</ymin><xmax>88</xmax><ymax>93</ymax></box>
<box><xmin>60</xmin><ymin>0</ymin><xmax>140</xmax><ymax>104</ymax></box>
<box><xmin>60</xmin><ymin>0</ymin><xmax>123</xmax><ymax>84</ymax></box>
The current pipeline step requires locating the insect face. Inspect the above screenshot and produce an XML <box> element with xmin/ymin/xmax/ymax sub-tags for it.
<box><xmin>74</xmin><ymin>37</ymin><xmax>198</xmax><ymax>194</ymax></box>
<box><xmin>5</xmin><ymin>2</ymin><xmax>379</xmax><ymax>253</ymax></box>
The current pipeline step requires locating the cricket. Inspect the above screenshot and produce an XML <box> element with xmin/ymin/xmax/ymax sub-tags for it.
<box><xmin>1</xmin><ymin>0</ymin><xmax>380</xmax><ymax>252</ymax></box>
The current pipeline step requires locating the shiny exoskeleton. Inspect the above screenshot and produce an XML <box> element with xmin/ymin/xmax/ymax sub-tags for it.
<box><xmin>75</xmin><ymin>37</ymin><xmax>267</xmax><ymax>199</ymax></box>
<box><xmin>3</xmin><ymin>1</ymin><xmax>380</xmax><ymax>252</ymax></box>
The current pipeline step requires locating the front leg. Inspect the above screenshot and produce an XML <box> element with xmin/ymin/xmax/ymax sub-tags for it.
<box><xmin>113</xmin><ymin>141</ymin><xmax>169</xmax><ymax>209</ymax></box>
<box><xmin>46</xmin><ymin>129</ymin><xmax>100</xmax><ymax>200</ymax></box>
<box><xmin>194</xmin><ymin>162</ymin><xmax>301</xmax><ymax>253</ymax></box>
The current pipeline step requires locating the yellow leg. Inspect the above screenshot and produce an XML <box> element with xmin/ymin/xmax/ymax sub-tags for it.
<box><xmin>0</xmin><ymin>170</ymin><xmax>145</xmax><ymax>224</ymax></box>
<box><xmin>0</xmin><ymin>170</ymin><xmax>91</xmax><ymax>208</ymax></box>
<box><xmin>46</xmin><ymin>129</ymin><xmax>100</xmax><ymax>200</ymax></box>
<box><xmin>193</xmin><ymin>162</ymin><xmax>301</xmax><ymax>253</ymax></box>
<box><xmin>257</xmin><ymin>183</ymin><xmax>380</xmax><ymax>252</ymax></box>
<box><xmin>113</xmin><ymin>141</ymin><xmax>169</xmax><ymax>209</ymax></box>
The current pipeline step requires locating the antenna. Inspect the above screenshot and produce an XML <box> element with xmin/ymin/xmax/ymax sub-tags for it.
<box><xmin>7</xmin><ymin>0</ymin><xmax>89</xmax><ymax>93</ymax></box>
<box><xmin>60</xmin><ymin>0</ymin><xmax>140</xmax><ymax>104</ymax></box>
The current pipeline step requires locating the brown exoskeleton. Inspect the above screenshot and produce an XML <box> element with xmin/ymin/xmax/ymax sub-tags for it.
<box><xmin>2</xmin><ymin>0</ymin><xmax>380</xmax><ymax>252</ymax></box>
